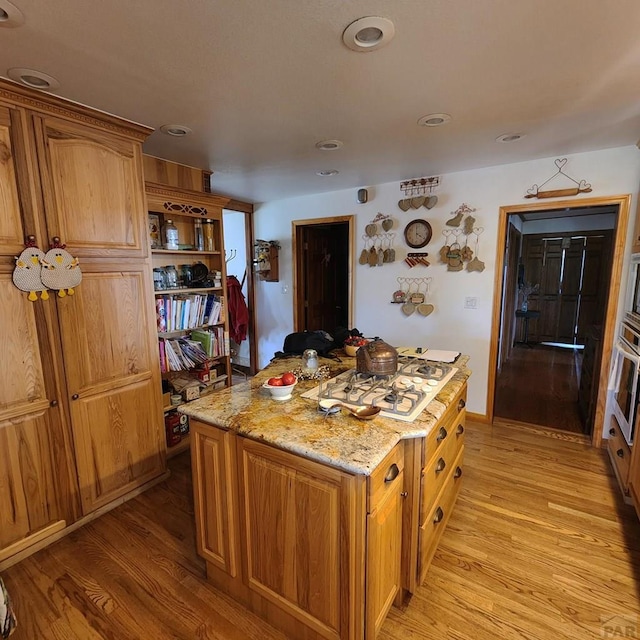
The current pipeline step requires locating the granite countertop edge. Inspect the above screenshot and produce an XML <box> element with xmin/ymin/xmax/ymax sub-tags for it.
<box><xmin>179</xmin><ymin>354</ymin><xmax>471</xmax><ymax>476</ymax></box>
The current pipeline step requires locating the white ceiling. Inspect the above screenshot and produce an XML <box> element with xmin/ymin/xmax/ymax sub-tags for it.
<box><xmin>2</xmin><ymin>0</ymin><xmax>640</xmax><ymax>204</ymax></box>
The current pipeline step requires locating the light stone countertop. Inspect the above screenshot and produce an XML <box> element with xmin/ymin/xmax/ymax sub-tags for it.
<box><xmin>179</xmin><ymin>354</ymin><xmax>471</xmax><ymax>476</ymax></box>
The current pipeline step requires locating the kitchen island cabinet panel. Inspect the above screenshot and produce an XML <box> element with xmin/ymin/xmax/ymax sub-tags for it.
<box><xmin>239</xmin><ymin>437</ymin><xmax>365</xmax><ymax>640</ymax></box>
<box><xmin>191</xmin><ymin>420</ymin><xmax>238</xmax><ymax>577</ymax></box>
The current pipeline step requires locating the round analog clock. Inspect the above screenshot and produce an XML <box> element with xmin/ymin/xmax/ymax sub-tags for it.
<box><xmin>404</xmin><ymin>219</ymin><xmax>432</xmax><ymax>249</ymax></box>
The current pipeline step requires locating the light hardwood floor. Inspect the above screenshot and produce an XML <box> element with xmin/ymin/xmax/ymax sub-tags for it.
<box><xmin>4</xmin><ymin>420</ymin><xmax>639</xmax><ymax>640</ymax></box>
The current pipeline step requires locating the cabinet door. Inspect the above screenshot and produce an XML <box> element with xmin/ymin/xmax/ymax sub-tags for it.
<box><xmin>190</xmin><ymin>421</ymin><xmax>237</xmax><ymax>576</ymax></box>
<box><xmin>57</xmin><ymin>264</ymin><xmax>165</xmax><ymax>513</ymax></box>
<box><xmin>366</xmin><ymin>471</ymin><xmax>403</xmax><ymax>640</ymax></box>
<box><xmin>238</xmin><ymin>438</ymin><xmax>366</xmax><ymax>640</ymax></box>
<box><xmin>33</xmin><ymin>114</ymin><xmax>148</xmax><ymax>258</ymax></box>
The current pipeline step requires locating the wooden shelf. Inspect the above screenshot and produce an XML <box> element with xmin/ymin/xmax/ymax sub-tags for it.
<box><xmin>166</xmin><ymin>434</ymin><xmax>190</xmax><ymax>458</ymax></box>
<box><xmin>154</xmin><ymin>286</ymin><xmax>222</xmax><ymax>296</ymax></box>
<box><xmin>152</xmin><ymin>249</ymin><xmax>222</xmax><ymax>256</ymax></box>
<box><xmin>158</xmin><ymin>323</ymin><xmax>225</xmax><ymax>338</ymax></box>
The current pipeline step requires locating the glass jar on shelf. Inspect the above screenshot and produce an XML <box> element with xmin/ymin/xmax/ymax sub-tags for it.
<box><xmin>203</xmin><ymin>219</ymin><xmax>215</xmax><ymax>252</ymax></box>
<box><xmin>194</xmin><ymin>218</ymin><xmax>204</xmax><ymax>251</ymax></box>
<box><xmin>164</xmin><ymin>265</ymin><xmax>179</xmax><ymax>289</ymax></box>
<box><xmin>163</xmin><ymin>218</ymin><xmax>179</xmax><ymax>250</ymax></box>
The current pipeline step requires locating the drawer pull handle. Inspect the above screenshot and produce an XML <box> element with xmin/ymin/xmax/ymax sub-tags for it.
<box><xmin>609</xmin><ymin>428</ymin><xmax>615</xmax><ymax>436</ymax></box>
<box><xmin>436</xmin><ymin>427</ymin><xmax>448</xmax><ymax>442</ymax></box>
<box><xmin>616</xmin><ymin>448</ymin><xmax>624</xmax><ymax>458</ymax></box>
<box><xmin>456</xmin><ymin>424</ymin><xmax>465</xmax><ymax>436</ymax></box>
<box><xmin>400</xmin><ymin>491</ymin><xmax>408</xmax><ymax>498</ymax></box>
<box><xmin>457</xmin><ymin>398</ymin><xmax>466</xmax><ymax>411</ymax></box>
<box><xmin>71</xmin><ymin>393</ymin><xmax>79</xmax><ymax>400</ymax></box>
<box><xmin>454</xmin><ymin>467</ymin><xmax>463</xmax><ymax>479</ymax></box>
<box><xmin>433</xmin><ymin>507</ymin><xmax>444</xmax><ymax>524</ymax></box>
<box><xmin>435</xmin><ymin>458</ymin><xmax>446</xmax><ymax>473</ymax></box>
<box><xmin>384</xmin><ymin>463</ymin><xmax>400</xmax><ymax>483</ymax></box>
<box><xmin>50</xmin><ymin>400</ymin><xmax>58</xmax><ymax>407</ymax></box>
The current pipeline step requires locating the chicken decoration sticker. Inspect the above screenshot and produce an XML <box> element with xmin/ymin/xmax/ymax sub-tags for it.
<box><xmin>12</xmin><ymin>236</ymin><xmax>49</xmax><ymax>301</ymax></box>
<box><xmin>41</xmin><ymin>237</ymin><xmax>82</xmax><ymax>297</ymax></box>
<box><xmin>12</xmin><ymin>236</ymin><xmax>82</xmax><ymax>300</ymax></box>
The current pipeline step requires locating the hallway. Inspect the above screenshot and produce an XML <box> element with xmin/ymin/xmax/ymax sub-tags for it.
<box><xmin>494</xmin><ymin>344</ymin><xmax>584</xmax><ymax>433</ymax></box>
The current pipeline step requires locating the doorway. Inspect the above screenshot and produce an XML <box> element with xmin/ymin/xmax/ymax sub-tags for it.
<box><xmin>488</xmin><ymin>195</ymin><xmax>631</xmax><ymax>447</ymax></box>
<box><xmin>292</xmin><ymin>216</ymin><xmax>354</xmax><ymax>332</ymax></box>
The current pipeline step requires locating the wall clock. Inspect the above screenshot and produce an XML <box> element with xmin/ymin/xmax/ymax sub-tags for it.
<box><xmin>403</xmin><ymin>219</ymin><xmax>432</xmax><ymax>249</ymax></box>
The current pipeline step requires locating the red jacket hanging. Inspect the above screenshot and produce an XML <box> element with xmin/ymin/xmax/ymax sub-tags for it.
<box><xmin>226</xmin><ymin>275</ymin><xmax>249</xmax><ymax>344</ymax></box>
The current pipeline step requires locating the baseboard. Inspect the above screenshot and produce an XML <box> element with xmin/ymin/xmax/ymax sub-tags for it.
<box><xmin>467</xmin><ymin>411</ymin><xmax>491</xmax><ymax>424</ymax></box>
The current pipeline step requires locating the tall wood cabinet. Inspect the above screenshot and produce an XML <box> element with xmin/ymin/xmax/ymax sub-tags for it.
<box><xmin>0</xmin><ymin>80</ymin><xmax>166</xmax><ymax>567</ymax></box>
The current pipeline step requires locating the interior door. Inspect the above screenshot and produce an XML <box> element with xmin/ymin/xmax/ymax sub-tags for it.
<box><xmin>299</xmin><ymin>222</ymin><xmax>349</xmax><ymax>331</ymax></box>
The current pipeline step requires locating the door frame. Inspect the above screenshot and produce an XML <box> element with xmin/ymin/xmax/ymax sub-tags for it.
<box><xmin>292</xmin><ymin>215</ymin><xmax>355</xmax><ymax>332</ymax></box>
<box><xmin>487</xmin><ymin>194</ymin><xmax>631</xmax><ymax>447</ymax></box>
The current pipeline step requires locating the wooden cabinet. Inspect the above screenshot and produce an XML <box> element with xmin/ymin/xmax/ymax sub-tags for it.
<box><xmin>145</xmin><ymin>176</ymin><xmax>232</xmax><ymax>455</ymax></box>
<box><xmin>417</xmin><ymin>385</ymin><xmax>466</xmax><ymax>585</ymax></box>
<box><xmin>190</xmin><ymin>420</ymin><xmax>238</xmax><ymax>576</ymax></box>
<box><xmin>628</xmin><ymin>434</ymin><xmax>640</xmax><ymax>518</ymax></box>
<box><xmin>238</xmin><ymin>437</ymin><xmax>365</xmax><ymax>640</ymax></box>
<box><xmin>0</xmin><ymin>79</ymin><xmax>166</xmax><ymax>566</ymax></box>
<box><xmin>365</xmin><ymin>446</ymin><xmax>404</xmax><ymax>640</ymax></box>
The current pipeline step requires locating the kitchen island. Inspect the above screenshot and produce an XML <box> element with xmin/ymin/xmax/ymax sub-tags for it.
<box><xmin>179</xmin><ymin>354</ymin><xmax>470</xmax><ymax>640</ymax></box>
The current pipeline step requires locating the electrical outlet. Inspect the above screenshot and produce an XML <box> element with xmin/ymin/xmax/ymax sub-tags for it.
<box><xmin>464</xmin><ymin>296</ymin><xmax>478</xmax><ymax>309</ymax></box>
<box><xmin>281</xmin><ymin>284</ymin><xmax>289</xmax><ymax>294</ymax></box>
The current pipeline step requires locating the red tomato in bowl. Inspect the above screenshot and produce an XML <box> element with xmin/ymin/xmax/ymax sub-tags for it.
<box><xmin>267</xmin><ymin>377</ymin><xmax>284</xmax><ymax>386</ymax></box>
<box><xmin>281</xmin><ymin>372</ymin><xmax>296</xmax><ymax>386</ymax></box>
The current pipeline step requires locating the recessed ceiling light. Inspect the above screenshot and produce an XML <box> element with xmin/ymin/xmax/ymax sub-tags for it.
<box><xmin>7</xmin><ymin>68</ymin><xmax>59</xmax><ymax>90</ymax></box>
<box><xmin>417</xmin><ymin>113</ymin><xmax>452</xmax><ymax>127</ymax></box>
<box><xmin>315</xmin><ymin>139</ymin><xmax>343</xmax><ymax>151</ymax></box>
<box><xmin>342</xmin><ymin>16</ymin><xmax>395</xmax><ymax>52</ymax></box>
<box><xmin>496</xmin><ymin>133</ymin><xmax>525</xmax><ymax>143</ymax></box>
<box><xmin>0</xmin><ymin>0</ymin><xmax>25</xmax><ymax>27</ymax></box>
<box><xmin>159</xmin><ymin>124</ymin><xmax>192</xmax><ymax>137</ymax></box>
<box><xmin>316</xmin><ymin>169</ymin><xmax>339</xmax><ymax>177</ymax></box>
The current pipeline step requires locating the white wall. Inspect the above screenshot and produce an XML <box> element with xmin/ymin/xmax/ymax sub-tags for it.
<box><xmin>522</xmin><ymin>213</ymin><xmax>616</xmax><ymax>235</ymax></box>
<box><xmin>254</xmin><ymin>147</ymin><xmax>640</xmax><ymax>415</ymax></box>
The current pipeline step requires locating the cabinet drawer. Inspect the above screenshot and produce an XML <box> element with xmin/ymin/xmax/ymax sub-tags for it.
<box><xmin>368</xmin><ymin>443</ymin><xmax>404</xmax><ymax>512</ymax></box>
<box><xmin>424</xmin><ymin>387</ymin><xmax>466</xmax><ymax>466</ymax></box>
<box><xmin>418</xmin><ymin>446</ymin><xmax>464</xmax><ymax>584</ymax></box>
<box><xmin>421</xmin><ymin>423</ymin><xmax>464</xmax><ymax>521</ymax></box>
<box><xmin>607</xmin><ymin>417</ymin><xmax>631</xmax><ymax>489</ymax></box>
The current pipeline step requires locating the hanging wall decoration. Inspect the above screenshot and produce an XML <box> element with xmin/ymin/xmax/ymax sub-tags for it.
<box><xmin>398</xmin><ymin>176</ymin><xmax>440</xmax><ymax>211</ymax></box>
<box><xmin>12</xmin><ymin>235</ymin><xmax>49</xmax><ymax>301</ymax></box>
<box><xmin>467</xmin><ymin>227</ymin><xmax>486</xmax><ymax>272</ymax></box>
<box><xmin>446</xmin><ymin>203</ymin><xmax>476</xmax><ymax>227</ymax></box>
<box><xmin>525</xmin><ymin>158</ymin><xmax>592</xmax><ymax>199</ymax></box>
<box><xmin>41</xmin><ymin>237</ymin><xmax>82</xmax><ymax>297</ymax></box>
<box><xmin>390</xmin><ymin>277</ymin><xmax>434</xmax><ymax>317</ymax></box>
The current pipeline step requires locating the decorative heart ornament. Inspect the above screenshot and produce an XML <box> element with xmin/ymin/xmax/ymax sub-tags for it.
<box><xmin>554</xmin><ymin>158</ymin><xmax>568</xmax><ymax>170</ymax></box>
<box><xmin>411</xmin><ymin>196</ymin><xmax>425</xmax><ymax>209</ymax></box>
<box><xmin>424</xmin><ymin>195</ymin><xmax>438</xmax><ymax>209</ymax></box>
<box><xmin>398</xmin><ymin>199</ymin><xmax>411</xmax><ymax>212</ymax></box>
<box><xmin>382</xmin><ymin>218</ymin><xmax>393</xmax><ymax>232</ymax></box>
<box><xmin>401</xmin><ymin>302</ymin><xmax>416</xmax><ymax>316</ymax></box>
<box><xmin>417</xmin><ymin>303</ymin><xmax>434</xmax><ymax>316</ymax></box>
<box><xmin>578</xmin><ymin>179</ymin><xmax>592</xmax><ymax>191</ymax></box>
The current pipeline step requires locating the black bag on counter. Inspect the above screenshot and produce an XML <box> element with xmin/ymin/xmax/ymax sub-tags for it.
<box><xmin>281</xmin><ymin>330</ymin><xmax>335</xmax><ymax>356</ymax></box>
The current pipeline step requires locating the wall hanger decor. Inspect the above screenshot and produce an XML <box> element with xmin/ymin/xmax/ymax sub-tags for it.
<box><xmin>360</xmin><ymin>232</ymin><xmax>397</xmax><ymax>266</ymax></box>
<box><xmin>398</xmin><ymin>175</ymin><xmax>440</xmax><ymax>212</ymax></box>
<box><xmin>525</xmin><ymin>158</ymin><xmax>592</xmax><ymax>199</ymax></box>
<box><xmin>390</xmin><ymin>277</ymin><xmax>434</xmax><ymax>317</ymax></box>
<box><xmin>440</xmin><ymin>229</ymin><xmax>464</xmax><ymax>271</ymax></box>
<box><xmin>467</xmin><ymin>227</ymin><xmax>486</xmax><ymax>272</ymax></box>
<box><xmin>12</xmin><ymin>235</ymin><xmax>49</xmax><ymax>301</ymax></box>
<box><xmin>405</xmin><ymin>252</ymin><xmax>430</xmax><ymax>268</ymax></box>
<box><xmin>446</xmin><ymin>203</ymin><xmax>476</xmax><ymax>227</ymax></box>
<box><xmin>41</xmin><ymin>236</ymin><xmax>82</xmax><ymax>297</ymax></box>
<box><xmin>416</xmin><ymin>277</ymin><xmax>434</xmax><ymax>316</ymax></box>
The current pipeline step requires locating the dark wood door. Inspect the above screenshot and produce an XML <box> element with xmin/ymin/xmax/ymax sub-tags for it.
<box><xmin>521</xmin><ymin>232</ymin><xmax>612</xmax><ymax>345</ymax></box>
<box><xmin>300</xmin><ymin>223</ymin><xmax>349</xmax><ymax>331</ymax></box>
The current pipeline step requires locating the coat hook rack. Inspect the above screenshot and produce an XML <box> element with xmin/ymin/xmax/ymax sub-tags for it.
<box><xmin>525</xmin><ymin>158</ymin><xmax>592</xmax><ymax>199</ymax></box>
<box><xmin>400</xmin><ymin>175</ymin><xmax>440</xmax><ymax>196</ymax></box>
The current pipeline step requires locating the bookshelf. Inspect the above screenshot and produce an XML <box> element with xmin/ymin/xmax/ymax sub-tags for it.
<box><xmin>145</xmin><ymin>172</ymin><xmax>232</xmax><ymax>455</ymax></box>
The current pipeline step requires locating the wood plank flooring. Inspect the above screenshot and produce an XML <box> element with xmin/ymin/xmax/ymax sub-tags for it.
<box><xmin>495</xmin><ymin>345</ymin><xmax>585</xmax><ymax>433</ymax></box>
<box><xmin>4</xmin><ymin>421</ymin><xmax>639</xmax><ymax>640</ymax></box>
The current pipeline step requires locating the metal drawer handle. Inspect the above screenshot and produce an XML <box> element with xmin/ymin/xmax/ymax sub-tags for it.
<box><xmin>454</xmin><ymin>467</ymin><xmax>463</xmax><ymax>479</ymax></box>
<box><xmin>435</xmin><ymin>458</ymin><xmax>446</xmax><ymax>474</ymax></box>
<box><xmin>609</xmin><ymin>428</ymin><xmax>615</xmax><ymax>436</ymax></box>
<box><xmin>384</xmin><ymin>463</ymin><xmax>400</xmax><ymax>483</ymax></box>
<box><xmin>457</xmin><ymin>398</ymin><xmax>466</xmax><ymax>412</ymax></box>
<box><xmin>436</xmin><ymin>427</ymin><xmax>448</xmax><ymax>442</ymax></box>
<box><xmin>433</xmin><ymin>507</ymin><xmax>444</xmax><ymax>524</ymax></box>
<box><xmin>616</xmin><ymin>448</ymin><xmax>624</xmax><ymax>458</ymax></box>
<box><xmin>456</xmin><ymin>424</ymin><xmax>465</xmax><ymax>436</ymax></box>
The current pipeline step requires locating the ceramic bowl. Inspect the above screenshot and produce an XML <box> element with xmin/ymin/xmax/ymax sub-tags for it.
<box><xmin>344</xmin><ymin>344</ymin><xmax>360</xmax><ymax>357</ymax></box>
<box><xmin>263</xmin><ymin>380</ymin><xmax>297</xmax><ymax>401</ymax></box>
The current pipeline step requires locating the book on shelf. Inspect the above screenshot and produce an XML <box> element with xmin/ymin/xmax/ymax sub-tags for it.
<box><xmin>157</xmin><ymin>293</ymin><xmax>224</xmax><ymax>332</ymax></box>
<box><xmin>158</xmin><ymin>337</ymin><xmax>210</xmax><ymax>372</ymax></box>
